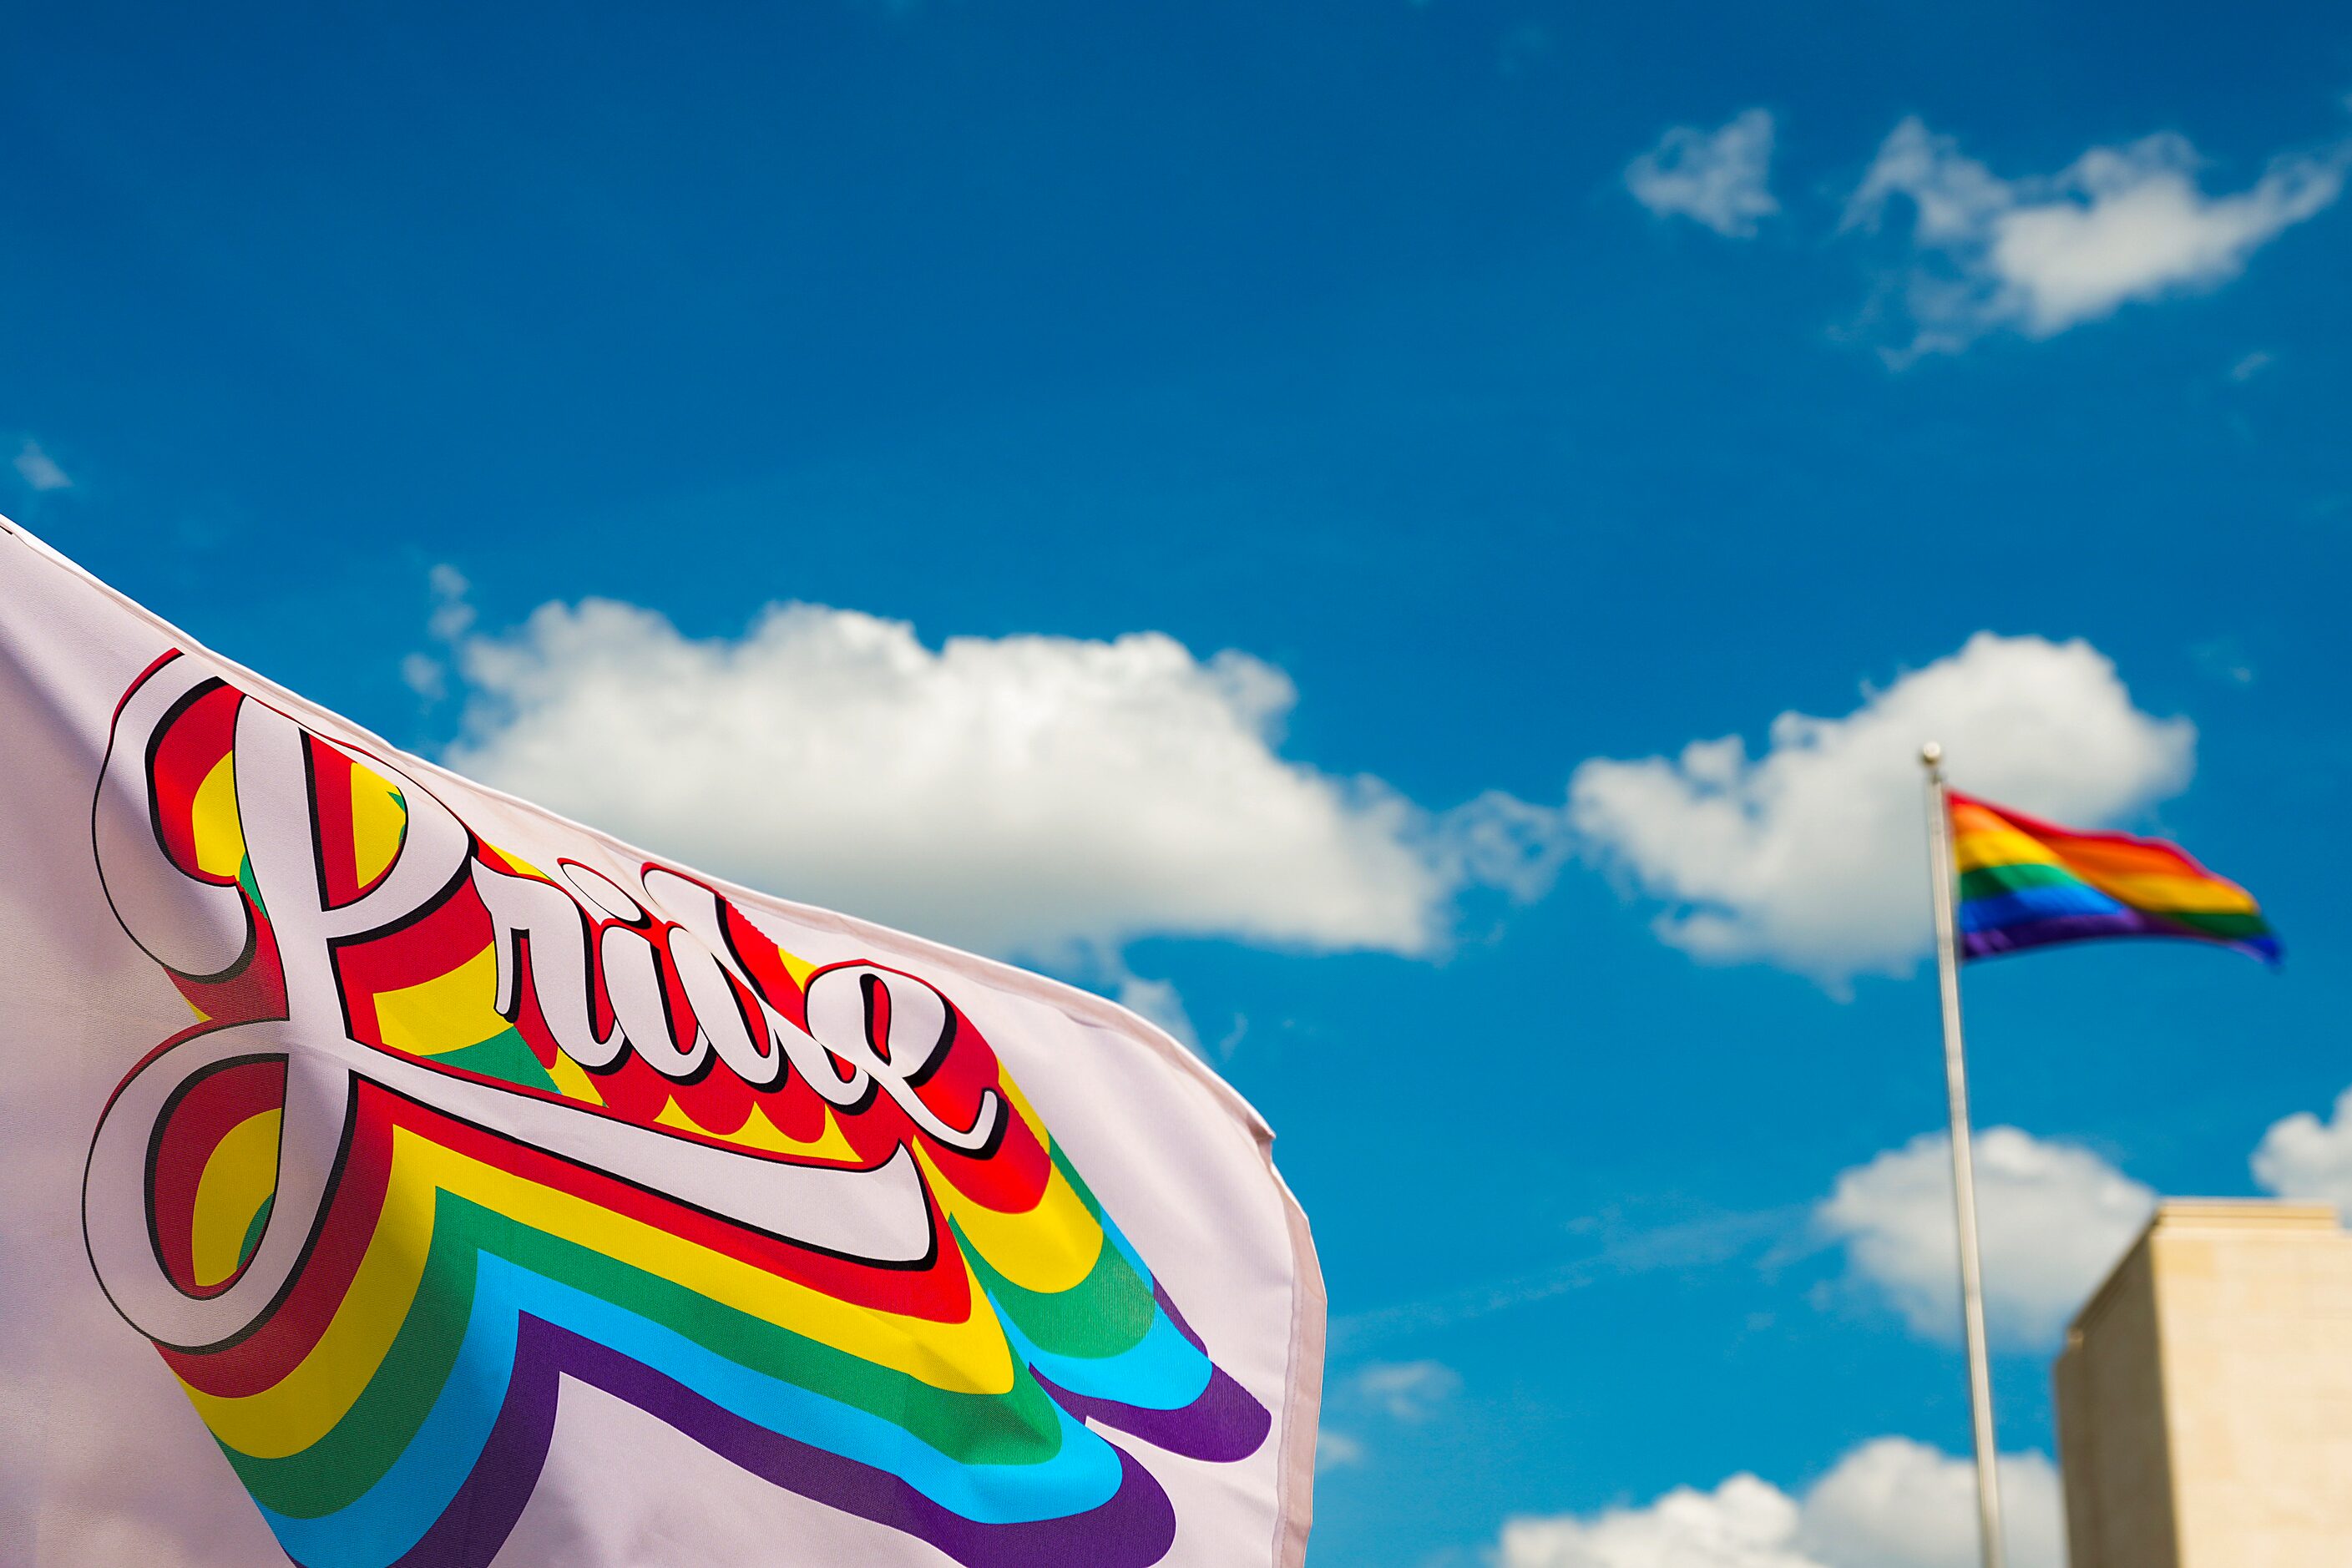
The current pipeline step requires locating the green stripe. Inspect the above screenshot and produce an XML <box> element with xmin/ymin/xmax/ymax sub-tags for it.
<box><xmin>224</xmin><ymin>1201</ymin><xmax>480</xmax><ymax>1515</ymax></box>
<box><xmin>428</xmin><ymin>1027</ymin><xmax>557</xmax><ymax>1094</ymax></box>
<box><xmin>236</xmin><ymin>852</ymin><xmax>267</xmax><ymax>917</ymax></box>
<box><xmin>236</xmin><ymin>1196</ymin><xmax>276</xmax><ymax>1272</ymax></box>
<box><xmin>958</xmin><ymin>1142</ymin><xmax>1163</xmax><ymax>1362</ymax></box>
<box><xmin>2157</xmin><ymin>908</ymin><xmax>2273</xmax><ymax>940</ymax></box>
<box><xmin>958</xmin><ymin>1208</ymin><xmax>1155</xmax><ymax>1361</ymax></box>
<box><xmin>222</xmin><ymin>1190</ymin><xmax>1069</xmax><ymax>1516</ymax></box>
<box><xmin>1956</xmin><ymin>862</ymin><xmax>2086</xmax><ymax>903</ymax></box>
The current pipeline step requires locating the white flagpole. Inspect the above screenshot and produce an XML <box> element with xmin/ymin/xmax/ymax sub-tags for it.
<box><xmin>1920</xmin><ymin>742</ymin><xmax>2006</xmax><ymax>1568</ymax></box>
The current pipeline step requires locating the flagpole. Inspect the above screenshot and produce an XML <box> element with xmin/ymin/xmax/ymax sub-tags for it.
<box><xmin>1920</xmin><ymin>742</ymin><xmax>2006</xmax><ymax>1568</ymax></box>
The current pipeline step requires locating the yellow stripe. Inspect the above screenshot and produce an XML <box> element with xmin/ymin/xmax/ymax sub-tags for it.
<box><xmin>1953</xmin><ymin>823</ymin><xmax>2061</xmax><ymax>873</ymax></box>
<box><xmin>183</xmin><ymin>1134</ymin><xmax>443</xmax><ymax>1456</ymax></box>
<box><xmin>733</xmin><ymin>1105</ymin><xmax>859</xmax><ymax>1162</ymax></box>
<box><xmin>653</xmin><ymin>1098</ymin><xmax>862</xmax><ymax>1163</ymax></box>
<box><xmin>374</xmin><ymin>948</ymin><xmax>510</xmax><ymax>1055</ymax></box>
<box><xmin>774</xmin><ymin>945</ymin><xmax>817</xmax><ymax>990</ymax></box>
<box><xmin>496</xmin><ymin>847</ymin><xmax>549</xmax><ymax>879</ymax></box>
<box><xmin>190</xmin><ymin>1124</ymin><xmax>1015</xmax><ymax>1457</ymax></box>
<box><xmin>190</xmin><ymin>1110</ymin><xmax>282</xmax><ymax>1289</ymax></box>
<box><xmin>349</xmin><ymin>766</ymin><xmax>407</xmax><ymax>891</ymax></box>
<box><xmin>918</xmin><ymin>1075</ymin><xmax>1105</xmax><ymax>1293</ymax></box>
<box><xmin>190</xmin><ymin>754</ymin><xmax>245</xmax><ymax>880</ymax></box>
<box><xmin>544</xmin><ymin>1052</ymin><xmax>606</xmax><ymax>1106</ymax></box>
<box><xmin>919</xmin><ymin>1141</ymin><xmax>1102</xmax><ymax>1296</ymax></box>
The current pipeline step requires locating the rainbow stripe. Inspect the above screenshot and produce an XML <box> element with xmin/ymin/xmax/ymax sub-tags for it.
<box><xmin>1948</xmin><ymin>791</ymin><xmax>2279</xmax><ymax>964</ymax></box>
<box><xmin>124</xmin><ymin>671</ymin><xmax>1271</xmax><ymax>1568</ymax></box>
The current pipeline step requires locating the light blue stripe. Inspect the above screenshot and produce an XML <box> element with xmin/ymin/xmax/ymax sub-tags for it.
<box><xmin>1011</xmin><ymin>1202</ymin><xmax>1212</xmax><ymax>1408</ymax></box>
<box><xmin>1960</xmin><ymin>883</ymin><xmax>2125</xmax><ymax>932</ymax></box>
<box><xmin>259</xmin><ymin>1250</ymin><xmax>1127</xmax><ymax>1566</ymax></box>
<box><xmin>256</xmin><ymin>1261</ymin><xmax>518</xmax><ymax>1565</ymax></box>
<box><xmin>999</xmin><ymin>1294</ymin><xmax>1212</xmax><ymax>1409</ymax></box>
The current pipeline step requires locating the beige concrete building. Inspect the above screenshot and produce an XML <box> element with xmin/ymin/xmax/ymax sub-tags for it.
<box><xmin>2055</xmin><ymin>1200</ymin><xmax>2352</xmax><ymax>1567</ymax></box>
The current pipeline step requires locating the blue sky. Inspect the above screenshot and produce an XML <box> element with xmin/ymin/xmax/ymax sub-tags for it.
<box><xmin>7</xmin><ymin>3</ymin><xmax>2351</xmax><ymax>1563</ymax></box>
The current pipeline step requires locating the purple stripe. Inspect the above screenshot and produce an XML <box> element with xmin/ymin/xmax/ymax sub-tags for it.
<box><xmin>395</xmin><ymin>1315</ymin><xmax>1178</xmax><ymax>1568</ymax></box>
<box><xmin>1034</xmin><ymin>1363</ymin><xmax>1270</xmax><ymax>1464</ymax></box>
<box><xmin>391</xmin><ymin>1320</ymin><xmax>559</xmax><ymax>1567</ymax></box>
<box><xmin>1153</xmin><ymin>1282</ymin><xmax>1207</xmax><ymax>1353</ymax></box>
<box><xmin>1959</xmin><ymin>909</ymin><xmax>2263</xmax><ymax>962</ymax></box>
<box><xmin>1031</xmin><ymin>1281</ymin><xmax>1271</xmax><ymax>1464</ymax></box>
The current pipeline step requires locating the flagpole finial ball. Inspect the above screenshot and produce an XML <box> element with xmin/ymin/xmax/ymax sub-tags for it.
<box><xmin>1920</xmin><ymin>741</ymin><xmax>1943</xmax><ymax>767</ymax></box>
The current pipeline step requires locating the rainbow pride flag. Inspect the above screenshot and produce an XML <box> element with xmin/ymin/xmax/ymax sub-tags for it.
<box><xmin>0</xmin><ymin>518</ymin><xmax>1320</xmax><ymax>1568</ymax></box>
<box><xmin>1948</xmin><ymin>791</ymin><xmax>2279</xmax><ymax>964</ymax></box>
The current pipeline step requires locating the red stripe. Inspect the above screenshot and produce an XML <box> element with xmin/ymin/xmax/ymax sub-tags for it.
<box><xmin>308</xmin><ymin>739</ymin><xmax>363</xmax><ymax>909</ymax></box>
<box><xmin>167</xmin><ymin>1076</ymin><xmax>978</xmax><ymax>1394</ymax></box>
<box><xmin>169</xmin><ymin>892</ymin><xmax>287</xmax><ymax>1024</ymax></box>
<box><xmin>149</xmin><ymin>1058</ymin><xmax>289</xmax><ymax>1297</ymax></box>
<box><xmin>164</xmin><ymin>1090</ymin><xmax>397</xmax><ymax>1393</ymax></box>
<box><xmin>334</xmin><ymin>884</ymin><xmax>493</xmax><ymax>1047</ymax></box>
<box><xmin>149</xmin><ymin>685</ymin><xmax>242</xmax><ymax>883</ymax></box>
<box><xmin>1947</xmin><ymin>789</ymin><xmax>2242</xmax><ymax>888</ymax></box>
<box><xmin>382</xmin><ymin>1089</ymin><xmax>974</xmax><ymax>1318</ymax></box>
<box><xmin>112</xmin><ymin>650</ymin><xmax>184</xmax><ymax>723</ymax></box>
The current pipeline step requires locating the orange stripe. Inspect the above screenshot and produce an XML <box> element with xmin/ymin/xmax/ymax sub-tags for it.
<box><xmin>2065</xmin><ymin>868</ymin><xmax>2258</xmax><ymax>914</ymax></box>
<box><xmin>2044</xmin><ymin>837</ymin><xmax>2201</xmax><ymax>880</ymax></box>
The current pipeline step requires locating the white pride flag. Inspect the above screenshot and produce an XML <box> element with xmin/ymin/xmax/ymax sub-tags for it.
<box><xmin>0</xmin><ymin>518</ymin><xmax>1323</xmax><ymax>1568</ymax></box>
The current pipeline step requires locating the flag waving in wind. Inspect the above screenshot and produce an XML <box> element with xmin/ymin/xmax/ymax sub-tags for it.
<box><xmin>1946</xmin><ymin>789</ymin><xmax>2279</xmax><ymax>964</ymax></box>
<box><xmin>0</xmin><ymin>518</ymin><xmax>1322</xmax><ymax>1567</ymax></box>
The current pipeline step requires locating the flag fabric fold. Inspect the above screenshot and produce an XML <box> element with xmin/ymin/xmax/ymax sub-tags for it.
<box><xmin>1946</xmin><ymin>788</ymin><xmax>2279</xmax><ymax>964</ymax></box>
<box><xmin>0</xmin><ymin>516</ymin><xmax>1322</xmax><ymax>1568</ymax></box>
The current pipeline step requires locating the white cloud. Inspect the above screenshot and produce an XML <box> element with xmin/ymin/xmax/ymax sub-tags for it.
<box><xmin>13</xmin><ymin>439</ymin><xmax>71</xmax><ymax>492</ymax></box>
<box><xmin>1567</xmin><ymin>632</ymin><xmax>2193</xmax><ymax>983</ymax></box>
<box><xmin>1502</xmin><ymin>1474</ymin><xmax>1811</xmax><ymax>1568</ymax></box>
<box><xmin>1316</xmin><ymin>1430</ymin><xmax>1368</xmax><ymax>1474</ymax></box>
<box><xmin>1495</xmin><ymin>1438</ymin><xmax>2062</xmax><ymax>1568</ymax></box>
<box><xmin>1626</xmin><ymin>109</ymin><xmax>1780</xmax><ymax>237</ymax></box>
<box><xmin>443</xmin><ymin>598</ymin><xmax>1565</xmax><ymax>963</ymax></box>
<box><xmin>1819</xmin><ymin>1127</ymin><xmax>2154</xmax><ymax>1348</ymax></box>
<box><xmin>1348</xmin><ymin>1358</ymin><xmax>1461</xmax><ymax>1423</ymax></box>
<box><xmin>1109</xmin><ymin>970</ymin><xmax>1199</xmax><ymax>1051</ymax></box>
<box><xmin>1803</xmin><ymin>1439</ymin><xmax>2064</xmax><ymax>1568</ymax></box>
<box><xmin>2252</xmin><ymin>1086</ymin><xmax>2352</xmax><ymax>1220</ymax></box>
<box><xmin>1846</xmin><ymin>117</ymin><xmax>2349</xmax><ymax>355</ymax></box>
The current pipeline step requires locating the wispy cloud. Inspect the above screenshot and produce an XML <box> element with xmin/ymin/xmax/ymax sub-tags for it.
<box><xmin>13</xmin><ymin>440</ymin><xmax>71</xmax><ymax>493</ymax></box>
<box><xmin>1107</xmin><ymin>969</ymin><xmax>1198</xmax><ymax>1051</ymax></box>
<box><xmin>2190</xmin><ymin>635</ymin><xmax>2256</xmax><ymax>687</ymax></box>
<box><xmin>399</xmin><ymin>651</ymin><xmax>448</xmax><ymax>701</ymax></box>
<box><xmin>1315</xmin><ymin>1430</ymin><xmax>1368</xmax><ymax>1474</ymax></box>
<box><xmin>426</xmin><ymin>563</ymin><xmax>474</xmax><ymax>640</ymax></box>
<box><xmin>1330</xmin><ymin>1206</ymin><xmax>1802</xmax><ymax>1356</ymax></box>
<box><xmin>1316</xmin><ymin>1358</ymin><xmax>1464</xmax><ymax>1473</ymax></box>
<box><xmin>1347</xmin><ymin>1359</ymin><xmax>1461</xmax><ymax>1423</ymax></box>
<box><xmin>1626</xmin><ymin>109</ymin><xmax>1779</xmax><ymax>237</ymax></box>
<box><xmin>401</xmin><ymin>563</ymin><xmax>477</xmax><ymax>703</ymax></box>
<box><xmin>1845</xmin><ymin>117</ymin><xmax>2349</xmax><ymax>359</ymax></box>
